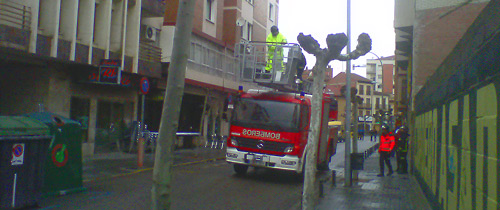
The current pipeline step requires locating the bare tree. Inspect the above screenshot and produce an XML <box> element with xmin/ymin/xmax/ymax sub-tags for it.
<box><xmin>151</xmin><ymin>1</ymin><xmax>196</xmax><ymax>209</ymax></box>
<box><xmin>298</xmin><ymin>32</ymin><xmax>371</xmax><ymax>210</ymax></box>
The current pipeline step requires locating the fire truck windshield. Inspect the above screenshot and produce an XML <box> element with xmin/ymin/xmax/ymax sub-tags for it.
<box><xmin>231</xmin><ymin>98</ymin><xmax>300</xmax><ymax>132</ymax></box>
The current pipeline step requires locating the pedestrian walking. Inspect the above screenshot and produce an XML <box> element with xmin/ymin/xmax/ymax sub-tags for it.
<box><xmin>358</xmin><ymin>129</ymin><xmax>364</xmax><ymax>140</ymax></box>
<box><xmin>395</xmin><ymin>125</ymin><xmax>410</xmax><ymax>174</ymax></box>
<box><xmin>377</xmin><ymin>124</ymin><xmax>395</xmax><ymax>177</ymax></box>
<box><xmin>370</xmin><ymin>129</ymin><xmax>377</xmax><ymax>141</ymax></box>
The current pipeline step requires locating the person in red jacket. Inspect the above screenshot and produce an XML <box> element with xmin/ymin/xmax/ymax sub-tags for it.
<box><xmin>377</xmin><ymin>124</ymin><xmax>395</xmax><ymax>177</ymax></box>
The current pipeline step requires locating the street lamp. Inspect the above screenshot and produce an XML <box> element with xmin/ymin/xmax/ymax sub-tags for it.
<box><xmin>368</xmin><ymin>52</ymin><xmax>383</xmax><ymax>92</ymax></box>
<box><xmin>368</xmin><ymin>52</ymin><xmax>386</xmax><ymax>112</ymax></box>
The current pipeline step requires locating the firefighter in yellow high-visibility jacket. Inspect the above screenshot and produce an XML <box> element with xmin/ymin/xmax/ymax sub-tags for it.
<box><xmin>265</xmin><ymin>26</ymin><xmax>287</xmax><ymax>73</ymax></box>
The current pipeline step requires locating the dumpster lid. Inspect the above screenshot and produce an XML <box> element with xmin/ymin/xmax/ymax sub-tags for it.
<box><xmin>24</xmin><ymin>112</ymin><xmax>81</xmax><ymax>127</ymax></box>
<box><xmin>0</xmin><ymin>116</ymin><xmax>50</xmax><ymax>136</ymax></box>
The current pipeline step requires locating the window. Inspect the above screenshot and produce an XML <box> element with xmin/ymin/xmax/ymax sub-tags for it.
<box><xmin>206</xmin><ymin>0</ymin><xmax>215</xmax><ymax>22</ymax></box>
<box><xmin>366</xmin><ymin>98</ymin><xmax>371</xmax><ymax>105</ymax></box>
<box><xmin>242</xmin><ymin>22</ymin><xmax>252</xmax><ymax>41</ymax></box>
<box><xmin>367</xmin><ymin>110</ymin><xmax>371</xmax><ymax>116</ymax></box>
<box><xmin>359</xmin><ymin>111</ymin><xmax>363</xmax><ymax>117</ymax></box>
<box><xmin>232</xmin><ymin>98</ymin><xmax>301</xmax><ymax>132</ymax></box>
<box><xmin>366</xmin><ymin>86</ymin><xmax>371</xmax><ymax>95</ymax></box>
<box><xmin>269</xmin><ymin>3</ymin><xmax>275</xmax><ymax>21</ymax></box>
<box><xmin>382</xmin><ymin>97</ymin><xmax>386</xmax><ymax>109</ymax></box>
<box><xmin>376</xmin><ymin>98</ymin><xmax>380</xmax><ymax>109</ymax></box>
<box><xmin>359</xmin><ymin>85</ymin><xmax>364</xmax><ymax>95</ymax></box>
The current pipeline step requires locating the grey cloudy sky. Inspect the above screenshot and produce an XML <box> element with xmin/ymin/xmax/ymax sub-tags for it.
<box><xmin>279</xmin><ymin>0</ymin><xmax>396</xmax><ymax>77</ymax></box>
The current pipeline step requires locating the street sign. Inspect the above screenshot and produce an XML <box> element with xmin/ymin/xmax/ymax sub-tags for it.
<box><xmin>11</xmin><ymin>143</ymin><xmax>24</xmax><ymax>165</ymax></box>
<box><xmin>140</xmin><ymin>77</ymin><xmax>150</xmax><ymax>95</ymax></box>
<box><xmin>358</xmin><ymin>116</ymin><xmax>373</xmax><ymax>122</ymax></box>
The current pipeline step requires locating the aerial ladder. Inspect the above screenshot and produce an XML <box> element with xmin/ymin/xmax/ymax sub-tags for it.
<box><xmin>235</xmin><ymin>41</ymin><xmax>312</xmax><ymax>93</ymax></box>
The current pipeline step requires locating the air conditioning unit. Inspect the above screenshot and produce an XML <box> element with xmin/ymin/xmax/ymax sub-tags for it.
<box><xmin>145</xmin><ymin>26</ymin><xmax>156</xmax><ymax>42</ymax></box>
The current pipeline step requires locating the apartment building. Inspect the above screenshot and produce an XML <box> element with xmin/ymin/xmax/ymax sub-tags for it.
<box><xmin>156</xmin><ymin>0</ymin><xmax>279</xmax><ymax>147</ymax></box>
<box><xmin>326</xmin><ymin>72</ymin><xmax>376</xmax><ymax>131</ymax></box>
<box><xmin>0</xmin><ymin>0</ymin><xmax>165</xmax><ymax>156</ymax></box>
<box><xmin>365</xmin><ymin>55</ymin><xmax>395</xmax><ymax>95</ymax></box>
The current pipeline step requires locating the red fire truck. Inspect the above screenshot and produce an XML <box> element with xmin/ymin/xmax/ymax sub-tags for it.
<box><xmin>226</xmin><ymin>89</ymin><xmax>339</xmax><ymax>175</ymax></box>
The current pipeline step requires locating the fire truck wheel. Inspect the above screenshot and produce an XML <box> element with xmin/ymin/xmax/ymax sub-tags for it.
<box><xmin>234</xmin><ymin>164</ymin><xmax>249</xmax><ymax>175</ymax></box>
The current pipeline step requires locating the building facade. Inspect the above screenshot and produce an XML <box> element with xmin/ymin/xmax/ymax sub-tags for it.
<box><xmin>0</xmin><ymin>0</ymin><xmax>165</xmax><ymax>156</ymax></box>
<box><xmin>394</xmin><ymin>0</ymin><xmax>498</xmax><ymax>209</ymax></box>
<box><xmin>157</xmin><ymin>0</ymin><xmax>279</xmax><ymax>148</ymax></box>
<box><xmin>326</xmin><ymin>72</ymin><xmax>378</xmax><ymax>132</ymax></box>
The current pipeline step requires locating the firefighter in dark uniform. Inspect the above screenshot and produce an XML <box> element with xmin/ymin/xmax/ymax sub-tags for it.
<box><xmin>377</xmin><ymin>124</ymin><xmax>395</xmax><ymax>177</ymax></box>
<box><xmin>395</xmin><ymin>125</ymin><xmax>409</xmax><ymax>174</ymax></box>
<box><xmin>296</xmin><ymin>51</ymin><xmax>306</xmax><ymax>91</ymax></box>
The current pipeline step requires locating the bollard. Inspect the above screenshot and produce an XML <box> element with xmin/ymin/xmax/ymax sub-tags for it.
<box><xmin>331</xmin><ymin>170</ymin><xmax>336</xmax><ymax>186</ymax></box>
<box><xmin>138</xmin><ymin>137</ymin><xmax>145</xmax><ymax>168</ymax></box>
<box><xmin>319</xmin><ymin>180</ymin><xmax>324</xmax><ymax>197</ymax></box>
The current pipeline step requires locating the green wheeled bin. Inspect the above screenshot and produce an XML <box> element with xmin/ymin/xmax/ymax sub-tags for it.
<box><xmin>0</xmin><ymin>116</ymin><xmax>51</xmax><ymax>209</ymax></box>
<box><xmin>24</xmin><ymin>112</ymin><xmax>86</xmax><ymax>196</ymax></box>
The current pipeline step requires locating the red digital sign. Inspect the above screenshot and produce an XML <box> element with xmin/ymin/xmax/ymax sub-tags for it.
<box><xmin>98</xmin><ymin>59</ymin><xmax>121</xmax><ymax>84</ymax></box>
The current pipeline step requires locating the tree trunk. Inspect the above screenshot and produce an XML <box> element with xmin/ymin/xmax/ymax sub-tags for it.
<box><xmin>151</xmin><ymin>1</ymin><xmax>196</xmax><ymax>209</ymax></box>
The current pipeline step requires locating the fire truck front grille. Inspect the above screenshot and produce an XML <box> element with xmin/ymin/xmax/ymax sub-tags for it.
<box><xmin>234</xmin><ymin>137</ymin><xmax>293</xmax><ymax>153</ymax></box>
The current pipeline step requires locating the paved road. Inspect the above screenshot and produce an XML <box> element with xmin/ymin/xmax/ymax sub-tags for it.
<box><xmin>38</xmin><ymin>160</ymin><xmax>304</xmax><ymax>210</ymax></box>
<box><xmin>37</xmin><ymin>137</ymin><xmax>377</xmax><ymax>210</ymax></box>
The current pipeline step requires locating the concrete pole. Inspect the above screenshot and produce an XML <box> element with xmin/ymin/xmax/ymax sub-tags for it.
<box><xmin>151</xmin><ymin>1</ymin><xmax>195</xmax><ymax>209</ymax></box>
<box><xmin>344</xmin><ymin>0</ymin><xmax>353</xmax><ymax>187</ymax></box>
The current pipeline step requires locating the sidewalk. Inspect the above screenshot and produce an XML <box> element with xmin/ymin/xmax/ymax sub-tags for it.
<box><xmin>81</xmin><ymin>141</ymin><xmax>433</xmax><ymax>210</ymax></box>
<box><xmin>317</xmin><ymin>151</ymin><xmax>433</xmax><ymax>210</ymax></box>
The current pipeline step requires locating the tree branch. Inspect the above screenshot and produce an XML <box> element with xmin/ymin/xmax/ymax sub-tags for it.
<box><xmin>325</xmin><ymin>33</ymin><xmax>348</xmax><ymax>61</ymax></box>
<box><xmin>297</xmin><ymin>33</ymin><xmax>322</xmax><ymax>56</ymax></box>
<box><xmin>337</xmin><ymin>33</ymin><xmax>372</xmax><ymax>61</ymax></box>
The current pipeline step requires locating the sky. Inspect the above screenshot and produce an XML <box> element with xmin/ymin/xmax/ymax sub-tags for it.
<box><xmin>278</xmin><ymin>0</ymin><xmax>396</xmax><ymax>78</ymax></box>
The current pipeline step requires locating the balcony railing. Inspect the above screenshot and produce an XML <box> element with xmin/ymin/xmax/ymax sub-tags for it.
<box><xmin>359</xmin><ymin>103</ymin><xmax>372</xmax><ymax>109</ymax></box>
<box><xmin>139</xmin><ymin>40</ymin><xmax>161</xmax><ymax>63</ymax></box>
<box><xmin>141</xmin><ymin>0</ymin><xmax>166</xmax><ymax>16</ymax></box>
<box><xmin>0</xmin><ymin>0</ymin><xmax>31</xmax><ymax>30</ymax></box>
<box><xmin>187</xmin><ymin>42</ymin><xmax>238</xmax><ymax>82</ymax></box>
<box><xmin>0</xmin><ymin>0</ymin><xmax>31</xmax><ymax>50</ymax></box>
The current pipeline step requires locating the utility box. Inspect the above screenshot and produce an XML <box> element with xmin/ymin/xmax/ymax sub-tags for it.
<box><xmin>0</xmin><ymin>116</ymin><xmax>51</xmax><ymax>209</ymax></box>
<box><xmin>351</xmin><ymin>153</ymin><xmax>365</xmax><ymax>170</ymax></box>
<box><xmin>24</xmin><ymin>112</ymin><xmax>85</xmax><ymax>196</ymax></box>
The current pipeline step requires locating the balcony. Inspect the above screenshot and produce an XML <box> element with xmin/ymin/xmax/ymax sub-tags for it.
<box><xmin>139</xmin><ymin>40</ymin><xmax>161</xmax><ymax>63</ymax></box>
<box><xmin>138</xmin><ymin>40</ymin><xmax>162</xmax><ymax>78</ymax></box>
<box><xmin>359</xmin><ymin>103</ymin><xmax>372</xmax><ymax>109</ymax></box>
<box><xmin>0</xmin><ymin>0</ymin><xmax>31</xmax><ymax>51</ymax></box>
<box><xmin>138</xmin><ymin>24</ymin><xmax>162</xmax><ymax>78</ymax></box>
<box><xmin>187</xmin><ymin>42</ymin><xmax>239</xmax><ymax>83</ymax></box>
<box><xmin>141</xmin><ymin>0</ymin><xmax>166</xmax><ymax>17</ymax></box>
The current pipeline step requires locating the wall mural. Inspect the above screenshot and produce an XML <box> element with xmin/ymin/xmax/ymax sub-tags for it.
<box><xmin>413</xmin><ymin>83</ymin><xmax>498</xmax><ymax>210</ymax></box>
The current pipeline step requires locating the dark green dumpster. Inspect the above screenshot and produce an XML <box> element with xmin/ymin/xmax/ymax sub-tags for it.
<box><xmin>0</xmin><ymin>116</ymin><xmax>51</xmax><ymax>209</ymax></box>
<box><xmin>25</xmin><ymin>112</ymin><xmax>86</xmax><ymax>196</ymax></box>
